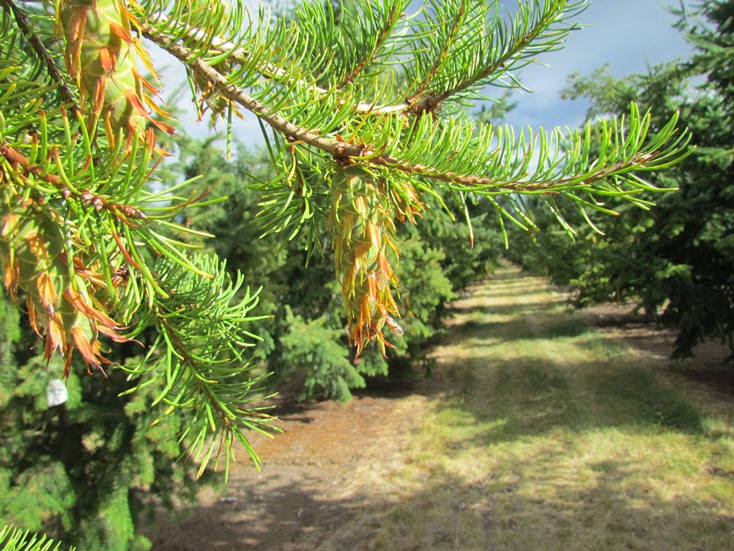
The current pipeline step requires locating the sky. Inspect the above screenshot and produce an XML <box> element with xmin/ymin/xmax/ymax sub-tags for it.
<box><xmin>502</xmin><ymin>0</ymin><xmax>693</xmax><ymax>130</ymax></box>
<box><xmin>156</xmin><ymin>0</ymin><xmax>694</xmax><ymax>148</ymax></box>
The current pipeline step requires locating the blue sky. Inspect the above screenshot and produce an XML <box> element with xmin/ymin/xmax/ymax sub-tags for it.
<box><xmin>503</xmin><ymin>0</ymin><xmax>693</xmax><ymax>130</ymax></box>
<box><xmin>160</xmin><ymin>0</ymin><xmax>694</xmax><ymax>147</ymax></box>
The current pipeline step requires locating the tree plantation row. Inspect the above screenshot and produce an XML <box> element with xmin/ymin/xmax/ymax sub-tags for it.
<box><xmin>508</xmin><ymin>0</ymin><xmax>733</xmax><ymax>363</ymax></box>
<box><xmin>0</xmin><ymin>0</ymin><xmax>727</xmax><ymax>549</ymax></box>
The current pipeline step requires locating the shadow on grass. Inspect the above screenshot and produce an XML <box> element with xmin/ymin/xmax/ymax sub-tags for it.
<box><xmin>428</xmin><ymin>266</ymin><xmax>710</xmax><ymax>443</ymax></box>
<box><xmin>446</xmin><ymin>359</ymin><xmax>709</xmax><ymax>451</ymax></box>
<box><xmin>429</xmin><ymin>323</ymin><xmax>709</xmax><ymax>450</ymax></box>
<box><xmin>444</xmin><ymin>312</ymin><xmax>589</xmax><ymax>344</ymax></box>
<box><xmin>361</xmin><ymin>456</ymin><xmax>734</xmax><ymax>550</ymax></box>
<box><xmin>147</xmin><ymin>266</ymin><xmax>732</xmax><ymax>550</ymax></box>
<box><xmin>144</xmin><ymin>447</ymin><xmax>734</xmax><ymax>550</ymax></box>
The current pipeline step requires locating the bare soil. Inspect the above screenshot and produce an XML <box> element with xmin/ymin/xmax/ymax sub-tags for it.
<box><xmin>146</xmin><ymin>380</ymin><xmax>438</xmax><ymax>550</ymax></box>
<box><xmin>145</xmin><ymin>271</ymin><xmax>732</xmax><ymax>550</ymax></box>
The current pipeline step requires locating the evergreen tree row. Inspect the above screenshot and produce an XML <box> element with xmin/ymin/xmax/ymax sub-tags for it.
<box><xmin>509</xmin><ymin>0</ymin><xmax>734</xmax><ymax>361</ymax></box>
<box><xmin>0</xmin><ymin>0</ymin><xmax>691</xmax><ymax>547</ymax></box>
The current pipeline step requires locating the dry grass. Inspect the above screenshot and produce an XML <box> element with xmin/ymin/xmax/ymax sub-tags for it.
<box><xmin>148</xmin><ymin>266</ymin><xmax>734</xmax><ymax>551</ymax></box>
<box><xmin>343</xmin><ymin>267</ymin><xmax>734</xmax><ymax>551</ymax></box>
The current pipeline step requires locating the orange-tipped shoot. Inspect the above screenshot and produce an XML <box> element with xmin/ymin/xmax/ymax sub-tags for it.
<box><xmin>57</xmin><ymin>0</ymin><xmax>174</xmax><ymax>149</ymax></box>
<box><xmin>0</xmin><ymin>204</ymin><xmax>130</xmax><ymax>378</ymax></box>
<box><xmin>329</xmin><ymin>165</ymin><xmax>422</xmax><ymax>357</ymax></box>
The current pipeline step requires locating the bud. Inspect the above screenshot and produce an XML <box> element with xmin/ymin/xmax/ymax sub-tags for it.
<box><xmin>329</xmin><ymin>165</ymin><xmax>422</xmax><ymax>356</ymax></box>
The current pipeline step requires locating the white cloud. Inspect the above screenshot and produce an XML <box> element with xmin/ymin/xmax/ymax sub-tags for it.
<box><xmin>506</xmin><ymin>0</ymin><xmax>692</xmax><ymax>130</ymax></box>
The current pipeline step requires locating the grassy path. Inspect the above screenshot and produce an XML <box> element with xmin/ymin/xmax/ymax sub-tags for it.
<box><xmin>341</xmin><ymin>266</ymin><xmax>734</xmax><ymax>550</ymax></box>
<box><xmin>149</xmin><ymin>266</ymin><xmax>734</xmax><ymax>550</ymax></box>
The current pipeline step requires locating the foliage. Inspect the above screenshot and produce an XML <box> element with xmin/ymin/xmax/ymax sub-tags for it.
<box><xmin>0</xmin><ymin>293</ymin><xmax>208</xmax><ymax>550</ymax></box>
<box><xmin>280</xmin><ymin>305</ymin><xmax>361</xmax><ymax>400</ymax></box>
<box><xmin>174</xmin><ymin>141</ymin><xmax>500</xmax><ymax>401</ymax></box>
<box><xmin>509</xmin><ymin>0</ymin><xmax>733</xmax><ymax>360</ymax></box>
<box><xmin>0</xmin><ymin>0</ymin><xmax>691</xmax><ymax>526</ymax></box>
<box><xmin>0</xmin><ymin>524</ymin><xmax>73</xmax><ymax>551</ymax></box>
<box><xmin>0</xmin><ymin>0</ymin><xmax>696</xmax><ymax>547</ymax></box>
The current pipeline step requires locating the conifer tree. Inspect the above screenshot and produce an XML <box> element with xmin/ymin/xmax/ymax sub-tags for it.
<box><xmin>0</xmin><ymin>0</ymin><xmax>690</xmax><ymax>475</ymax></box>
<box><xmin>509</xmin><ymin>0</ymin><xmax>733</xmax><ymax>361</ymax></box>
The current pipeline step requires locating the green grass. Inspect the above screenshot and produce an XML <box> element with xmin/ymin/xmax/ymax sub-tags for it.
<box><xmin>362</xmin><ymin>267</ymin><xmax>734</xmax><ymax>551</ymax></box>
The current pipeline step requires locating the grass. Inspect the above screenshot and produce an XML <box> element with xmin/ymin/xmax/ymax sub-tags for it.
<box><xmin>360</xmin><ymin>267</ymin><xmax>734</xmax><ymax>551</ymax></box>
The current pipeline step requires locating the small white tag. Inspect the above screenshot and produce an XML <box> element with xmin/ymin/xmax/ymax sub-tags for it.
<box><xmin>46</xmin><ymin>379</ymin><xmax>69</xmax><ymax>407</ymax></box>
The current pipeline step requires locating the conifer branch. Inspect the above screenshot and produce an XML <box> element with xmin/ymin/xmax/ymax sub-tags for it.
<box><xmin>430</xmin><ymin>0</ymin><xmax>586</xmax><ymax>106</ymax></box>
<box><xmin>0</xmin><ymin>0</ymin><xmax>78</xmax><ymax>110</ymax></box>
<box><xmin>336</xmin><ymin>0</ymin><xmax>406</xmax><ymax>87</ymax></box>
<box><xmin>142</xmin><ymin>13</ymin><xmax>411</xmax><ymax>116</ymax></box>
<box><xmin>0</xmin><ymin>143</ymin><xmax>62</xmax><ymax>186</ymax></box>
<box><xmin>123</xmin><ymin>255</ymin><xmax>279</xmax><ymax>476</ymax></box>
<box><xmin>0</xmin><ymin>143</ymin><xmax>147</xmax><ymax>222</ymax></box>
<box><xmin>144</xmin><ymin>30</ymin><xmax>365</xmax><ymax>155</ymax></box>
<box><xmin>372</xmin><ymin>151</ymin><xmax>657</xmax><ymax>192</ymax></box>
<box><xmin>143</xmin><ymin>29</ymin><xmax>689</xmax><ymax>198</ymax></box>
<box><xmin>405</xmin><ymin>0</ymin><xmax>469</xmax><ymax>109</ymax></box>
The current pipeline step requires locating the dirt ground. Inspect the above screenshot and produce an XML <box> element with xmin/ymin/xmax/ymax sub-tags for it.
<box><xmin>145</xmin><ymin>372</ymin><xmax>440</xmax><ymax>550</ymax></box>
<box><xmin>145</xmin><ymin>277</ymin><xmax>732</xmax><ymax>551</ymax></box>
